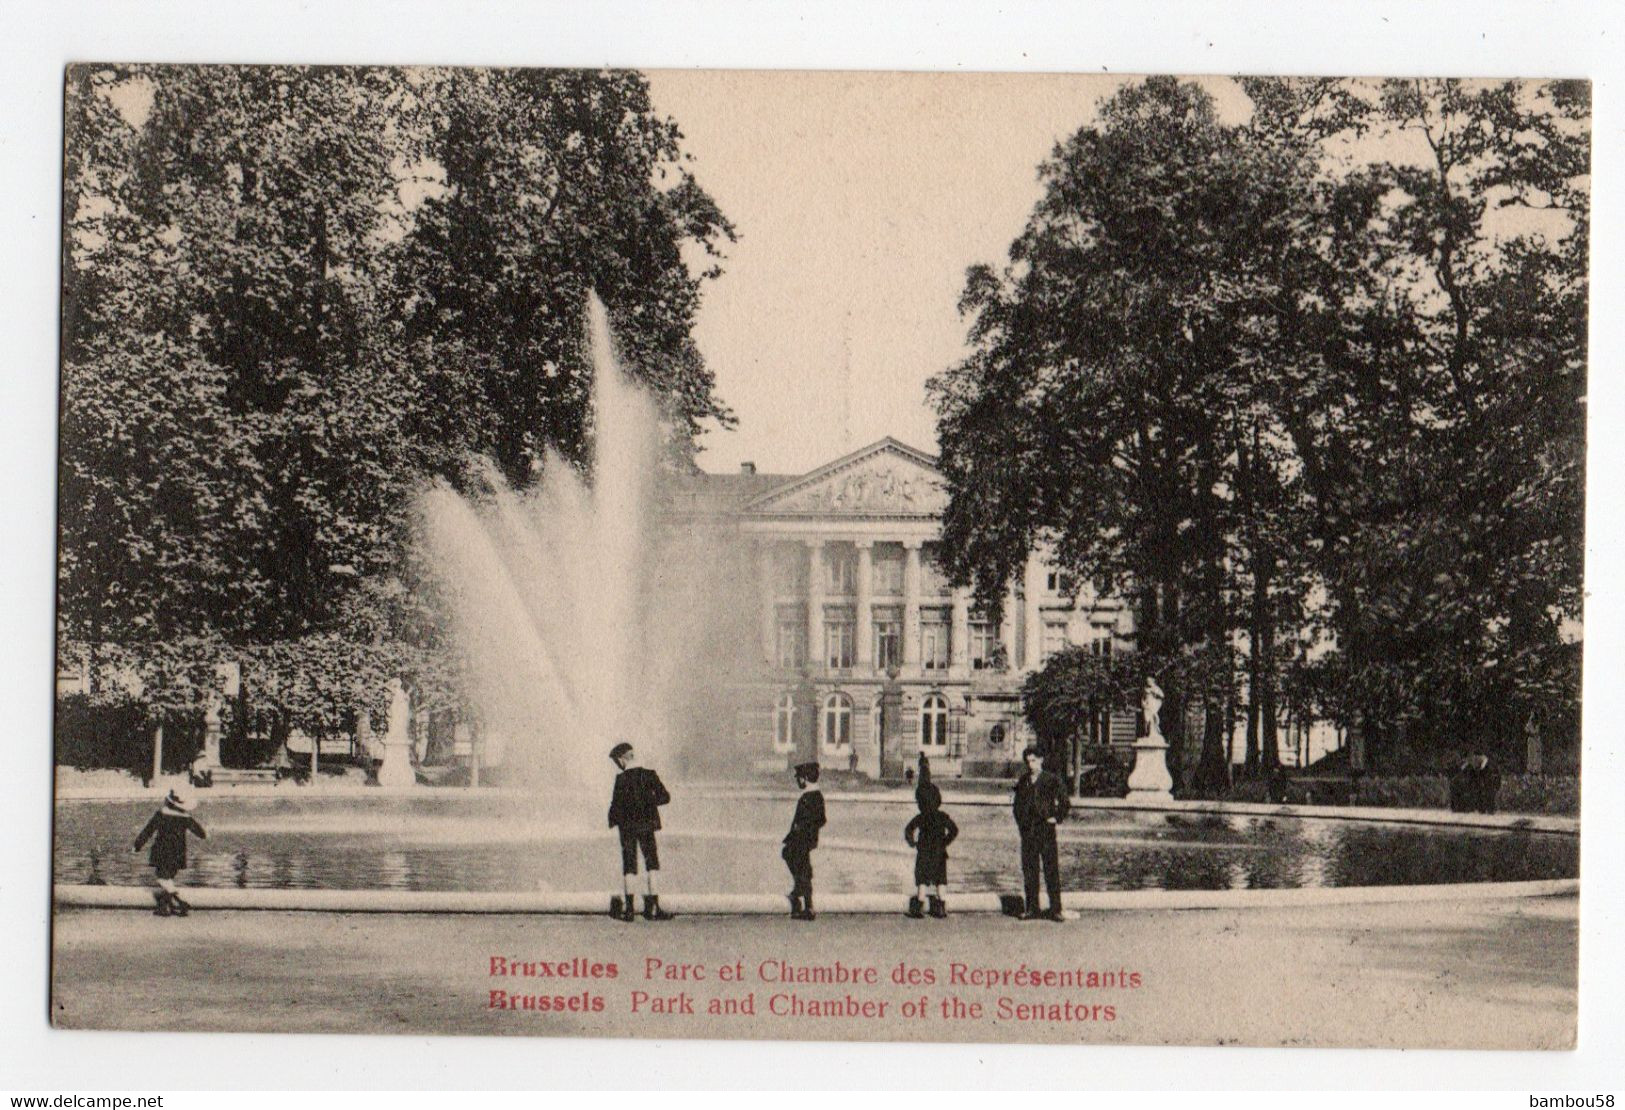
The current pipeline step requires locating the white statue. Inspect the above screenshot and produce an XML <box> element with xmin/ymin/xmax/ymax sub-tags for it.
<box><xmin>387</xmin><ymin>678</ymin><xmax>411</xmax><ymax>740</ymax></box>
<box><xmin>1126</xmin><ymin>675</ymin><xmax>1173</xmax><ymax>800</ymax></box>
<box><xmin>376</xmin><ymin>677</ymin><xmax>417</xmax><ymax>787</ymax></box>
<box><xmin>1142</xmin><ymin>677</ymin><xmax>1164</xmax><ymax>741</ymax></box>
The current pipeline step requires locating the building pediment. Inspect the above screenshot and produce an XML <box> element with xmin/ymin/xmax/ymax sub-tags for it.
<box><xmin>746</xmin><ymin>438</ymin><xmax>947</xmax><ymax>518</ymax></box>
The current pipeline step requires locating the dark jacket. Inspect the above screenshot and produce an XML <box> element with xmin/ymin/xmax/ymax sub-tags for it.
<box><xmin>1014</xmin><ymin>770</ymin><xmax>1070</xmax><ymax>834</ymax></box>
<box><xmin>608</xmin><ymin>767</ymin><xmax>671</xmax><ymax>833</ymax></box>
<box><xmin>904</xmin><ymin>810</ymin><xmax>959</xmax><ymax>854</ymax></box>
<box><xmin>133</xmin><ymin>810</ymin><xmax>207</xmax><ymax>872</ymax></box>
<box><xmin>784</xmin><ymin>789</ymin><xmax>826</xmax><ymax>850</ymax></box>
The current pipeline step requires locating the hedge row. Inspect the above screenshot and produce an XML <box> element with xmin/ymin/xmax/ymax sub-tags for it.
<box><xmin>1212</xmin><ymin>773</ymin><xmax>1578</xmax><ymax>816</ymax></box>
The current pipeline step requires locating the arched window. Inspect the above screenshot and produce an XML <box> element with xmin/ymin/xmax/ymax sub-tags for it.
<box><xmin>920</xmin><ymin>693</ymin><xmax>949</xmax><ymax>750</ymax></box>
<box><xmin>773</xmin><ymin>692</ymin><xmax>796</xmax><ymax>752</ymax></box>
<box><xmin>822</xmin><ymin>692</ymin><xmax>853</xmax><ymax>751</ymax></box>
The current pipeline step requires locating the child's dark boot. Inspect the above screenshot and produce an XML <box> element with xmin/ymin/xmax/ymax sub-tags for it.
<box><xmin>642</xmin><ymin>895</ymin><xmax>674</xmax><ymax>921</ymax></box>
<box><xmin>151</xmin><ymin>890</ymin><xmax>171</xmax><ymax>917</ymax></box>
<box><xmin>929</xmin><ymin>896</ymin><xmax>947</xmax><ymax>919</ymax></box>
<box><xmin>170</xmin><ymin>893</ymin><xmax>191</xmax><ymax>917</ymax></box>
<box><xmin>906</xmin><ymin>896</ymin><xmax>925</xmax><ymax>918</ymax></box>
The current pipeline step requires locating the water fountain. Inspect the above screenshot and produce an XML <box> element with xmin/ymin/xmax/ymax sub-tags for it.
<box><xmin>416</xmin><ymin>295</ymin><xmax>677</xmax><ymax>807</ymax></box>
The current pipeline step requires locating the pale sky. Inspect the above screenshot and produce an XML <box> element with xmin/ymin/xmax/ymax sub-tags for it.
<box><xmin>647</xmin><ymin>71</ymin><xmax>1250</xmax><ymax>476</ymax></box>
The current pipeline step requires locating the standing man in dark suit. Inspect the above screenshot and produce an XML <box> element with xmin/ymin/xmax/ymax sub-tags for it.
<box><xmin>607</xmin><ymin>742</ymin><xmax>674</xmax><ymax>922</ymax></box>
<box><xmin>1014</xmin><ymin>746</ymin><xmax>1070</xmax><ymax>920</ymax></box>
<box><xmin>783</xmin><ymin>762</ymin><xmax>826</xmax><ymax>920</ymax></box>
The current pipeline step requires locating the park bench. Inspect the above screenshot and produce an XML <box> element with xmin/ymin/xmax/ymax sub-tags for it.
<box><xmin>200</xmin><ymin>767</ymin><xmax>280</xmax><ymax>788</ymax></box>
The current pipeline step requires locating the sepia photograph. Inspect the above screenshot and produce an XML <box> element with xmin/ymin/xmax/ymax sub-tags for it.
<box><xmin>43</xmin><ymin>63</ymin><xmax>1590</xmax><ymax>1056</ymax></box>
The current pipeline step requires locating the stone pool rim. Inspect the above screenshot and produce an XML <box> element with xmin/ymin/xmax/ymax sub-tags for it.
<box><xmin>55</xmin><ymin>781</ymin><xmax>1579</xmax><ymax>838</ymax></box>
<box><xmin>54</xmin><ymin>877</ymin><xmax>1578</xmax><ymax>915</ymax></box>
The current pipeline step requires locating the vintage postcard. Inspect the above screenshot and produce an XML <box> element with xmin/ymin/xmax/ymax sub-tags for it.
<box><xmin>51</xmin><ymin>66</ymin><xmax>1584</xmax><ymax>1050</ymax></box>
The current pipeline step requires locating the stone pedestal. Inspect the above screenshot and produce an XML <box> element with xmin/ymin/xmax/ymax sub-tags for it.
<box><xmin>376</xmin><ymin>678</ymin><xmax>417</xmax><ymax>788</ymax></box>
<box><xmin>1125</xmin><ymin>736</ymin><xmax>1174</xmax><ymax>799</ymax></box>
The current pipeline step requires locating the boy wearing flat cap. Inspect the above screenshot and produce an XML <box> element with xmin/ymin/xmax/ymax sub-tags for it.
<box><xmin>782</xmin><ymin>762</ymin><xmax>825</xmax><ymax>920</ymax></box>
<box><xmin>607</xmin><ymin>742</ymin><xmax>674</xmax><ymax>922</ymax></box>
<box><xmin>133</xmin><ymin>789</ymin><xmax>208</xmax><ymax>917</ymax></box>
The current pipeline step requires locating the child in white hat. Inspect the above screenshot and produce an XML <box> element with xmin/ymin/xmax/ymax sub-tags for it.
<box><xmin>132</xmin><ymin>789</ymin><xmax>208</xmax><ymax>916</ymax></box>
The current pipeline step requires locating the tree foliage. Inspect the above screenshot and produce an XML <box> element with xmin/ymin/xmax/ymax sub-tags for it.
<box><xmin>58</xmin><ymin>65</ymin><xmax>733</xmax><ymax>734</ymax></box>
<box><xmin>932</xmin><ymin>77</ymin><xmax>1587</xmax><ymax>780</ymax></box>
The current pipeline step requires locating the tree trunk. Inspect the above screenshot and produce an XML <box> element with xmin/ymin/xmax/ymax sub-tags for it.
<box><xmin>1196</xmin><ymin>691</ymin><xmax>1228</xmax><ymax>792</ymax></box>
<box><xmin>1260</xmin><ymin>618</ymin><xmax>1279</xmax><ymax>770</ymax></box>
<box><xmin>1224</xmin><ymin>692</ymin><xmax>1236</xmax><ymax>783</ymax></box>
<box><xmin>151</xmin><ymin>717</ymin><xmax>164</xmax><ymax>784</ymax></box>
<box><xmin>1245</xmin><ymin>687</ymin><xmax>1260</xmax><ymax>779</ymax></box>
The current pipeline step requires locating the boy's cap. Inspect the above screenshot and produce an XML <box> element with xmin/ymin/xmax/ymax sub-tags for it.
<box><xmin>162</xmin><ymin>789</ymin><xmax>194</xmax><ymax>813</ymax></box>
<box><xmin>609</xmin><ymin>742</ymin><xmax>634</xmax><ymax>761</ymax></box>
<box><xmin>794</xmin><ymin>762</ymin><xmax>820</xmax><ymax>782</ymax></box>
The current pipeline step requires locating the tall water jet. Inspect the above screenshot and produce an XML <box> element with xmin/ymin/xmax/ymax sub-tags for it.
<box><xmin>417</xmin><ymin>295</ymin><xmax>677</xmax><ymax>810</ymax></box>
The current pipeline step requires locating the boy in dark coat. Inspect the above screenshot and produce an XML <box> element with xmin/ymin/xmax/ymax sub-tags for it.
<box><xmin>783</xmin><ymin>762</ymin><xmax>825</xmax><ymax>920</ymax></box>
<box><xmin>607</xmin><ymin>742</ymin><xmax>674</xmax><ymax>922</ymax></box>
<box><xmin>1013</xmin><ymin>746</ymin><xmax>1070</xmax><ymax>920</ymax></box>
<box><xmin>132</xmin><ymin>789</ymin><xmax>207</xmax><ymax>916</ymax></box>
<box><xmin>904</xmin><ymin>781</ymin><xmax>958</xmax><ymax>918</ymax></box>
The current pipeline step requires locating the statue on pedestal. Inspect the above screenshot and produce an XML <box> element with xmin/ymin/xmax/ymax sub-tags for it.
<box><xmin>1125</xmin><ymin>676</ymin><xmax>1174</xmax><ymax>800</ymax></box>
<box><xmin>375</xmin><ymin>677</ymin><xmax>417</xmax><ymax>787</ymax></box>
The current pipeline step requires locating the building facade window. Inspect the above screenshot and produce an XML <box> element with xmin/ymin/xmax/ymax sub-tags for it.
<box><xmin>873</xmin><ymin>545</ymin><xmax>905</xmax><ymax>595</ymax></box>
<box><xmin>775</xmin><ymin>606</ymin><xmax>806</xmax><ymax>669</ymax></box>
<box><xmin>920</xmin><ymin>613</ymin><xmax>950</xmax><ymax>670</ymax></box>
<box><xmin>825</xmin><ymin>545</ymin><xmax>856</xmax><ymax>595</ymax></box>
<box><xmin>920</xmin><ymin>693</ymin><xmax>949</xmax><ymax>749</ymax></box>
<box><xmin>825</xmin><ymin>608</ymin><xmax>855</xmax><ymax>669</ymax></box>
<box><xmin>1042</xmin><ymin>620</ymin><xmax>1070</xmax><ymax>661</ymax></box>
<box><xmin>969</xmin><ymin>619</ymin><xmax>997</xmax><ymax>670</ymax></box>
<box><xmin>874</xmin><ymin>608</ymin><xmax>902</xmax><ymax>671</ymax></box>
<box><xmin>1046</xmin><ymin>570</ymin><xmax>1078</xmax><ymax>596</ymax></box>
<box><xmin>822</xmin><ymin>692</ymin><xmax>853</xmax><ymax>751</ymax></box>
<box><xmin>1088</xmin><ymin>623</ymin><xmax>1114</xmax><ymax>658</ymax></box>
<box><xmin>773</xmin><ymin>692</ymin><xmax>796</xmax><ymax>751</ymax></box>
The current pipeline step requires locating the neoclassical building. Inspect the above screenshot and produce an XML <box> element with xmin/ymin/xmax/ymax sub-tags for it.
<box><xmin>665</xmin><ymin>438</ymin><xmax>1138</xmax><ymax>779</ymax></box>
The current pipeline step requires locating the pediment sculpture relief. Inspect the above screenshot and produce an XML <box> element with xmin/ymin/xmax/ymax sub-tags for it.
<box><xmin>770</xmin><ymin>458</ymin><xmax>947</xmax><ymax>514</ymax></box>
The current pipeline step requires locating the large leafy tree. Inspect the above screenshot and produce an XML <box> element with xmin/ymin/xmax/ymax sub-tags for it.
<box><xmin>930</xmin><ymin>78</ymin><xmax>1330</xmax><ymax>787</ymax></box>
<box><xmin>58</xmin><ymin>65</ymin><xmax>734</xmax><ymax>742</ymax></box>
<box><xmin>1300</xmin><ymin>80</ymin><xmax>1588</xmax><ymax>767</ymax></box>
<box><xmin>392</xmin><ymin>68</ymin><xmax>736</xmax><ymax>487</ymax></box>
<box><xmin>932</xmin><ymin>76</ymin><xmax>1586</xmax><ymax>783</ymax></box>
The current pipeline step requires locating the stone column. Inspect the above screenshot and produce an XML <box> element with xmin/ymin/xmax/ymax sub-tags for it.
<box><xmin>805</xmin><ymin>539</ymin><xmax>825</xmax><ymax>672</ymax></box>
<box><xmin>902</xmin><ymin>541</ymin><xmax>922</xmax><ymax>669</ymax></box>
<box><xmin>758</xmin><ymin>541</ymin><xmax>778</xmax><ymax>665</ymax></box>
<box><xmin>950</xmin><ymin>587</ymin><xmax>971</xmax><ymax>677</ymax></box>
<box><xmin>855</xmin><ymin>540</ymin><xmax>874</xmax><ymax>669</ymax></box>
<box><xmin>1000</xmin><ymin>578</ymin><xmax>1019</xmax><ymax>669</ymax></box>
<box><xmin>880</xmin><ymin>674</ymin><xmax>906</xmax><ymax>779</ymax></box>
<box><xmin>1023</xmin><ymin>556</ymin><xmax>1045</xmax><ymax>670</ymax></box>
